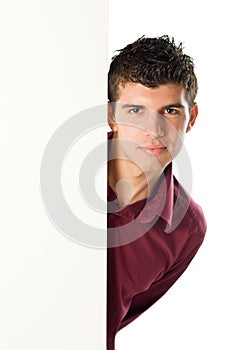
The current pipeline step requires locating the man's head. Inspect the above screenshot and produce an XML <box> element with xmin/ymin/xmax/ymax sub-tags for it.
<box><xmin>108</xmin><ymin>35</ymin><xmax>198</xmax><ymax>109</ymax></box>
<box><xmin>108</xmin><ymin>35</ymin><xmax>198</xmax><ymax>177</ymax></box>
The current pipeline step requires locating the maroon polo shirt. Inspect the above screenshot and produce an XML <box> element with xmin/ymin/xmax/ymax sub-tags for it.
<box><xmin>107</xmin><ymin>134</ymin><xmax>207</xmax><ymax>350</ymax></box>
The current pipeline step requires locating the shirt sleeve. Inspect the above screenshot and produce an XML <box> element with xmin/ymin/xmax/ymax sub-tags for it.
<box><xmin>119</xmin><ymin>224</ymin><xmax>205</xmax><ymax>330</ymax></box>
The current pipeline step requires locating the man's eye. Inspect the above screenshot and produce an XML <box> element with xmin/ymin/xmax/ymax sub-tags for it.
<box><xmin>129</xmin><ymin>107</ymin><xmax>142</xmax><ymax>114</ymax></box>
<box><xmin>165</xmin><ymin>108</ymin><xmax>179</xmax><ymax>116</ymax></box>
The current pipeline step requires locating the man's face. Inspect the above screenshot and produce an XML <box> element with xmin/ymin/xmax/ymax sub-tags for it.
<box><xmin>108</xmin><ymin>82</ymin><xmax>198</xmax><ymax>172</ymax></box>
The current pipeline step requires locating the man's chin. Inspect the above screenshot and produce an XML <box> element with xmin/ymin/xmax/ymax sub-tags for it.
<box><xmin>124</xmin><ymin>151</ymin><xmax>164</xmax><ymax>174</ymax></box>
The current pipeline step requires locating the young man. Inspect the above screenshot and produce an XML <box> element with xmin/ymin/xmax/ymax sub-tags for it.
<box><xmin>107</xmin><ymin>36</ymin><xmax>206</xmax><ymax>350</ymax></box>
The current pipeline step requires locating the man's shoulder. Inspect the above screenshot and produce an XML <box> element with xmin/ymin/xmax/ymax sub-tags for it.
<box><xmin>172</xmin><ymin>176</ymin><xmax>207</xmax><ymax>235</ymax></box>
<box><xmin>189</xmin><ymin>196</ymin><xmax>207</xmax><ymax>234</ymax></box>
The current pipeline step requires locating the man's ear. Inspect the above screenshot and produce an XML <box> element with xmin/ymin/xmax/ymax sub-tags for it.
<box><xmin>186</xmin><ymin>103</ymin><xmax>198</xmax><ymax>133</ymax></box>
<box><xmin>108</xmin><ymin>101</ymin><xmax>117</xmax><ymax>132</ymax></box>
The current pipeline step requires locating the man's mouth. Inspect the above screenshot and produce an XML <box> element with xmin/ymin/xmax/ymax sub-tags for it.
<box><xmin>139</xmin><ymin>145</ymin><xmax>167</xmax><ymax>156</ymax></box>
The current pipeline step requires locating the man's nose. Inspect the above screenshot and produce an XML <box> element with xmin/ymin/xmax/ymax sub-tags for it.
<box><xmin>143</xmin><ymin>111</ymin><xmax>165</xmax><ymax>138</ymax></box>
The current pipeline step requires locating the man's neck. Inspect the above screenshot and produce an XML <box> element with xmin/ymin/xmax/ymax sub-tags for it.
<box><xmin>108</xmin><ymin>158</ymin><xmax>164</xmax><ymax>207</ymax></box>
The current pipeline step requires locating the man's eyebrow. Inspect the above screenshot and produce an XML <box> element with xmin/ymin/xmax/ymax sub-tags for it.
<box><xmin>160</xmin><ymin>103</ymin><xmax>185</xmax><ymax>109</ymax></box>
<box><xmin>120</xmin><ymin>103</ymin><xmax>146</xmax><ymax>109</ymax></box>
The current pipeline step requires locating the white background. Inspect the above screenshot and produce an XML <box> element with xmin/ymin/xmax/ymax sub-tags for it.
<box><xmin>109</xmin><ymin>0</ymin><xmax>233</xmax><ymax>349</ymax></box>
<box><xmin>0</xmin><ymin>1</ymin><xmax>107</xmax><ymax>349</ymax></box>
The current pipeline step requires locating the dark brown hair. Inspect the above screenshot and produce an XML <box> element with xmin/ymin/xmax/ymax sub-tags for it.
<box><xmin>108</xmin><ymin>35</ymin><xmax>198</xmax><ymax>108</ymax></box>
